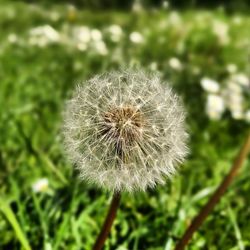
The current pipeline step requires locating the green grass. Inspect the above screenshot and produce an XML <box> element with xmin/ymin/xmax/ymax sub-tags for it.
<box><xmin>0</xmin><ymin>2</ymin><xmax>250</xmax><ymax>250</ymax></box>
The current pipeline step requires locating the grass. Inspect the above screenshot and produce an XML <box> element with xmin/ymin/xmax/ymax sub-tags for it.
<box><xmin>0</xmin><ymin>2</ymin><xmax>250</xmax><ymax>249</ymax></box>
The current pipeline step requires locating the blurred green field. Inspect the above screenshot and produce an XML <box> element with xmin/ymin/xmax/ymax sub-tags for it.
<box><xmin>0</xmin><ymin>2</ymin><xmax>250</xmax><ymax>250</ymax></box>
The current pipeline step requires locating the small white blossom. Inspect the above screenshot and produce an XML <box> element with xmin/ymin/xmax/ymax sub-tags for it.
<box><xmin>32</xmin><ymin>178</ymin><xmax>49</xmax><ymax>193</ymax></box>
<box><xmin>8</xmin><ymin>33</ymin><xmax>18</xmax><ymax>43</ymax></box>
<box><xmin>200</xmin><ymin>77</ymin><xmax>220</xmax><ymax>93</ymax></box>
<box><xmin>226</xmin><ymin>64</ymin><xmax>237</xmax><ymax>74</ymax></box>
<box><xmin>232</xmin><ymin>110</ymin><xmax>244</xmax><ymax>120</ymax></box>
<box><xmin>73</xmin><ymin>26</ymin><xmax>91</xmax><ymax>43</ymax></box>
<box><xmin>231</xmin><ymin>73</ymin><xmax>249</xmax><ymax>87</ymax></box>
<box><xmin>108</xmin><ymin>25</ymin><xmax>123</xmax><ymax>42</ymax></box>
<box><xmin>212</xmin><ymin>20</ymin><xmax>230</xmax><ymax>45</ymax></box>
<box><xmin>132</xmin><ymin>0</ymin><xmax>143</xmax><ymax>12</ymax></box>
<box><xmin>149</xmin><ymin>62</ymin><xmax>158</xmax><ymax>71</ymax></box>
<box><xmin>77</xmin><ymin>42</ymin><xmax>87</xmax><ymax>51</ymax></box>
<box><xmin>169</xmin><ymin>11</ymin><xmax>182</xmax><ymax>26</ymax></box>
<box><xmin>129</xmin><ymin>32</ymin><xmax>144</xmax><ymax>44</ymax></box>
<box><xmin>169</xmin><ymin>57</ymin><xmax>183</xmax><ymax>71</ymax></box>
<box><xmin>94</xmin><ymin>41</ymin><xmax>108</xmax><ymax>55</ymax></box>
<box><xmin>29</xmin><ymin>25</ymin><xmax>60</xmax><ymax>47</ymax></box>
<box><xmin>162</xmin><ymin>1</ymin><xmax>169</xmax><ymax>9</ymax></box>
<box><xmin>226</xmin><ymin>81</ymin><xmax>242</xmax><ymax>94</ymax></box>
<box><xmin>91</xmin><ymin>29</ymin><xmax>102</xmax><ymax>41</ymax></box>
<box><xmin>232</xmin><ymin>16</ymin><xmax>242</xmax><ymax>25</ymax></box>
<box><xmin>245</xmin><ymin>110</ymin><xmax>250</xmax><ymax>122</ymax></box>
<box><xmin>206</xmin><ymin>94</ymin><xmax>225</xmax><ymax>120</ymax></box>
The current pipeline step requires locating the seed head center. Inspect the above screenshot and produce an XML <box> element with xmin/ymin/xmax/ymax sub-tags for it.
<box><xmin>102</xmin><ymin>105</ymin><xmax>144</xmax><ymax>144</ymax></box>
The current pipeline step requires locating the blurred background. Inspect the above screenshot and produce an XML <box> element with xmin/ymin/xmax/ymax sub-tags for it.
<box><xmin>0</xmin><ymin>0</ymin><xmax>250</xmax><ymax>249</ymax></box>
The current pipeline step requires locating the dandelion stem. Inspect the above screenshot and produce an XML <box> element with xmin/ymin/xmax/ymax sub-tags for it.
<box><xmin>175</xmin><ymin>133</ymin><xmax>250</xmax><ymax>250</ymax></box>
<box><xmin>93</xmin><ymin>192</ymin><xmax>121</xmax><ymax>250</ymax></box>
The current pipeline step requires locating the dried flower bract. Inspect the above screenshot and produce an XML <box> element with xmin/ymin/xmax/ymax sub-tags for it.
<box><xmin>63</xmin><ymin>70</ymin><xmax>188</xmax><ymax>192</ymax></box>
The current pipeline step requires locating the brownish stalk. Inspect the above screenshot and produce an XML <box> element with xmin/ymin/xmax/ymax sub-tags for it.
<box><xmin>175</xmin><ymin>133</ymin><xmax>250</xmax><ymax>250</ymax></box>
<box><xmin>93</xmin><ymin>192</ymin><xmax>121</xmax><ymax>250</ymax></box>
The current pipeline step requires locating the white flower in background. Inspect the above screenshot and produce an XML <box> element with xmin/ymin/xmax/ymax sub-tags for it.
<box><xmin>169</xmin><ymin>57</ymin><xmax>182</xmax><ymax>71</ymax></box>
<box><xmin>149</xmin><ymin>62</ymin><xmax>158</xmax><ymax>71</ymax></box>
<box><xmin>108</xmin><ymin>24</ymin><xmax>123</xmax><ymax>42</ymax></box>
<box><xmin>8</xmin><ymin>33</ymin><xmax>18</xmax><ymax>43</ymax></box>
<box><xmin>226</xmin><ymin>81</ymin><xmax>242</xmax><ymax>94</ymax></box>
<box><xmin>212</xmin><ymin>20</ymin><xmax>230</xmax><ymax>45</ymax></box>
<box><xmin>200</xmin><ymin>77</ymin><xmax>220</xmax><ymax>93</ymax></box>
<box><xmin>231</xmin><ymin>110</ymin><xmax>244</xmax><ymax>120</ymax></box>
<box><xmin>94</xmin><ymin>41</ymin><xmax>108</xmax><ymax>55</ymax></box>
<box><xmin>50</xmin><ymin>11</ymin><xmax>60</xmax><ymax>22</ymax></box>
<box><xmin>129</xmin><ymin>32</ymin><xmax>144</xmax><ymax>44</ymax></box>
<box><xmin>232</xmin><ymin>16</ymin><xmax>242</xmax><ymax>25</ymax></box>
<box><xmin>132</xmin><ymin>0</ymin><xmax>143</xmax><ymax>12</ymax></box>
<box><xmin>76</xmin><ymin>42</ymin><xmax>87</xmax><ymax>51</ymax></box>
<box><xmin>162</xmin><ymin>1</ymin><xmax>169</xmax><ymax>9</ymax></box>
<box><xmin>73</xmin><ymin>26</ymin><xmax>91</xmax><ymax>43</ymax></box>
<box><xmin>206</xmin><ymin>94</ymin><xmax>225</xmax><ymax>120</ymax></box>
<box><xmin>223</xmin><ymin>83</ymin><xmax>244</xmax><ymax>120</ymax></box>
<box><xmin>245</xmin><ymin>110</ymin><xmax>250</xmax><ymax>122</ymax></box>
<box><xmin>91</xmin><ymin>29</ymin><xmax>102</xmax><ymax>41</ymax></box>
<box><xmin>168</xmin><ymin>11</ymin><xmax>182</xmax><ymax>26</ymax></box>
<box><xmin>231</xmin><ymin>73</ymin><xmax>249</xmax><ymax>87</ymax></box>
<box><xmin>32</xmin><ymin>178</ymin><xmax>49</xmax><ymax>193</ymax></box>
<box><xmin>192</xmin><ymin>66</ymin><xmax>201</xmax><ymax>75</ymax></box>
<box><xmin>29</xmin><ymin>25</ymin><xmax>60</xmax><ymax>47</ymax></box>
<box><xmin>226</xmin><ymin>64</ymin><xmax>237</xmax><ymax>74</ymax></box>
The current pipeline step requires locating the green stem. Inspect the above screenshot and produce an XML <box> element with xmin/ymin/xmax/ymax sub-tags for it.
<box><xmin>93</xmin><ymin>192</ymin><xmax>121</xmax><ymax>250</ymax></box>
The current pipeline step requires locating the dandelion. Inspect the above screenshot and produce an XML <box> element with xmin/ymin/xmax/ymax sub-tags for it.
<box><xmin>63</xmin><ymin>70</ymin><xmax>188</xmax><ymax>192</ymax></box>
<box><xmin>129</xmin><ymin>32</ymin><xmax>144</xmax><ymax>44</ymax></box>
<box><xmin>63</xmin><ymin>69</ymin><xmax>188</xmax><ymax>250</ymax></box>
<box><xmin>32</xmin><ymin>178</ymin><xmax>49</xmax><ymax>193</ymax></box>
<box><xmin>200</xmin><ymin>77</ymin><xmax>220</xmax><ymax>93</ymax></box>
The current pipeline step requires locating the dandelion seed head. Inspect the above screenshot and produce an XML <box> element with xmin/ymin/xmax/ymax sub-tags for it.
<box><xmin>63</xmin><ymin>70</ymin><xmax>188</xmax><ymax>192</ymax></box>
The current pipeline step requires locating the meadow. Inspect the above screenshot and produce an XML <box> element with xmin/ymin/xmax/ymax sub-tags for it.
<box><xmin>0</xmin><ymin>2</ymin><xmax>250</xmax><ymax>249</ymax></box>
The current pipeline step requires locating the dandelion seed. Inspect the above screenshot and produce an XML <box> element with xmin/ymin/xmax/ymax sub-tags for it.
<box><xmin>63</xmin><ymin>70</ymin><xmax>188</xmax><ymax>192</ymax></box>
